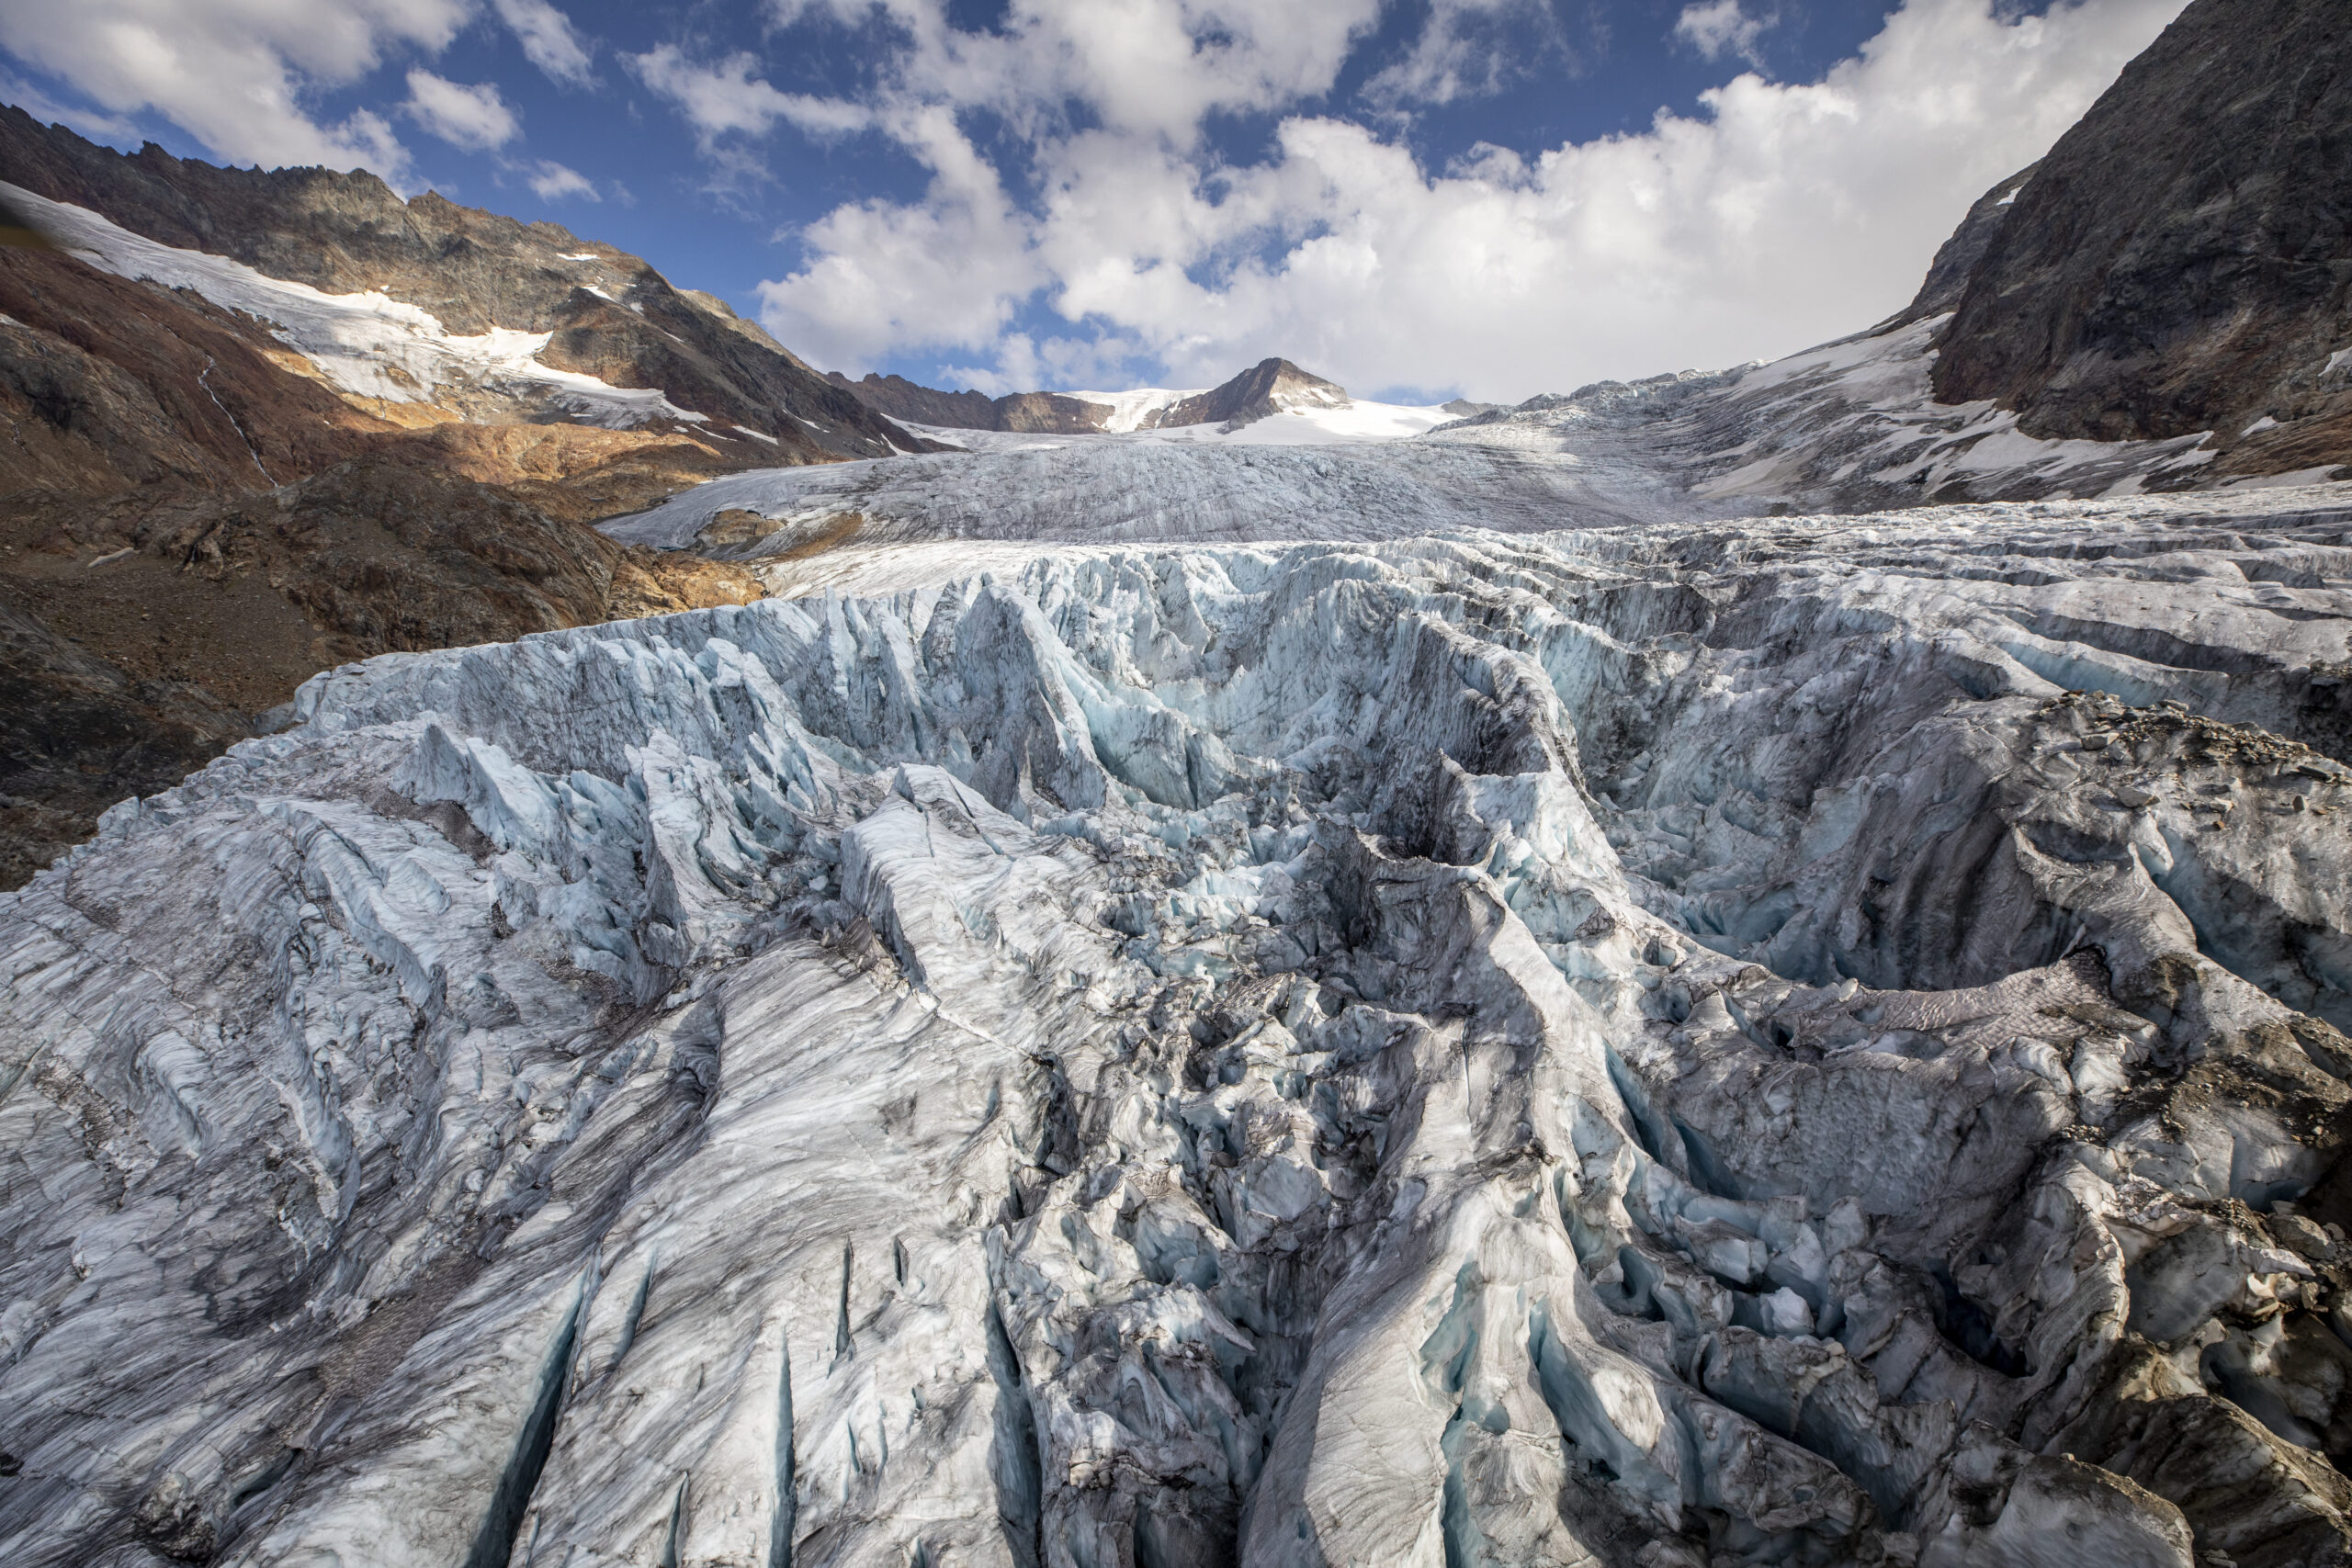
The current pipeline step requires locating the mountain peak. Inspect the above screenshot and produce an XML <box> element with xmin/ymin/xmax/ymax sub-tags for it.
<box><xmin>1136</xmin><ymin>357</ymin><xmax>1351</xmax><ymax>431</ymax></box>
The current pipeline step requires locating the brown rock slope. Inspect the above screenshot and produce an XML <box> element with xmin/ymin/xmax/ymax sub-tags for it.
<box><xmin>0</xmin><ymin>151</ymin><xmax>779</xmax><ymax>889</ymax></box>
<box><xmin>825</xmin><ymin>370</ymin><xmax>1114</xmax><ymax>433</ymax></box>
<box><xmin>0</xmin><ymin>107</ymin><xmax>929</xmax><ymax>461</ymax></box>
<box><xmin>1141</xmin><ymin>356</ymin><xmax>1350</xmax><ymax>430</ymax></box>
<box><xmin>1930</xmin><ymin>0</ymin><xmax>2352</xmax><ymax>476</ymax></box>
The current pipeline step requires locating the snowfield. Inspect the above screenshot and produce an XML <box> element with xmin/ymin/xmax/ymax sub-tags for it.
<box><xmin>8</xmin><ymin>491</ymin><xmax>2352</xmax><ymax>1564</ymax></box>
<box><xmin>0</xmin><ymin>183</ymin><xmax>709</xmax><ymax>429</ymax></box>
<box><xmin>604</xmin><ymin>318</ymin><xmax>2264</xmax><ymax>571</ymax></box>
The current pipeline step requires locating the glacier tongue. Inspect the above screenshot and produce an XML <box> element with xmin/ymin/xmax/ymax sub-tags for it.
<box><xmin>6</xmin><ymin>507</ymin><xmax>2352</xmax><ymax>1566</ymax></box>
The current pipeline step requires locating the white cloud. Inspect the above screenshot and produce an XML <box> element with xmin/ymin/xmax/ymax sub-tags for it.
<box><xmin>493</xmin><ymin>0</ymin><xmax>594</xmax><ymax>86</ymax></box>
<box><xmin>626</xmin><ymin>45</ymin><xmax>870</xmax><ymax>147</ymax></box>
<box><xmin>1364</xmin><ymin>0</ymin><xmax>1560</xmax><ymax>108</ymax></box>
<box><xmin>526</xmin><ymin>158</ymin><xmax>597</xmax><ymax>200</ymax></box>
<box><xmin>750</xmin><ymin>0</ymin><xmax>2188</xmax><ymax>398</ymax></box>
<box><xmin>0</xmin><ymin>0</ymin><xmax>469</xmax><ymax>183</ymax></box>
<box><xmin>404</xmin><ymin>69</ymin><xmax>517</xmax><ymax>152</ymax></box>
<box><xmin>756</xmin><ymin>104</ymin><xmax>1041</xmax><ymax>368</ymax></box>
<box><xmin>1675</xmin><ymin>0</ymin><xmax>1775</xmax><ymax>67</ymax></box>
<box><xmin>0</xmin><ymin>68</ymin><xmax>139</xmax><ymax>141</ymax></box>
<box><xmin>763</xmin><ymin>0</ymin><xmax>1380</xmax><ymax>146</ymax></box>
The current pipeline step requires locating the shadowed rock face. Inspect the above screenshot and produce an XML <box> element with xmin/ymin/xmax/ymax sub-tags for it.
<box><xmin>825</xmin><ymin>371</ymin><xmax>1114</xmax><ymax>434</ymax></box>
<box><xmin>1931</xmin><ymin>0</ymin><xmax>2352</xmax><ymax>452</ymax></box>
<box><xmin>1878</xmin><ymin>163</ymin><xmax>2041</xmax><ymax>333</ymax></box>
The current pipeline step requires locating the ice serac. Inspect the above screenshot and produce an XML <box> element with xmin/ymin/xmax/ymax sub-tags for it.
<box><xmin>6</xmin><ymin>493</ymin><xmax>2352</xmax><ymax>1565</ymax></box>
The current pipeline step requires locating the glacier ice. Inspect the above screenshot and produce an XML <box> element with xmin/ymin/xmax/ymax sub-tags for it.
<box><xmin>6</xmin><ymin>498</ymin><xmax>2352</xmax><ymax>1565</ymax></box>
<box><xmin>601</xmin><ymin>321</ymin><xmax>2245</xmax><ymax>570</ymax></box>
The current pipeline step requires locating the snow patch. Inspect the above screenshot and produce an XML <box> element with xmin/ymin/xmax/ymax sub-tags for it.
<box><xmin>1</xmin><ymin>182</ymin><xmax>706</xmax><ymax>429</ymax></box>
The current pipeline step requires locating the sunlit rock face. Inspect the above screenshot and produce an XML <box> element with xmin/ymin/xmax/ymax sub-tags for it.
<box><xmin>6</xmin><ymin>499</ymin><xmax>2352</xmax><ymax>1567</ymax></box>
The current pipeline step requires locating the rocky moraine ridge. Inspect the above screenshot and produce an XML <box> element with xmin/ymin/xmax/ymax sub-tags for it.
<box><xmin>6</xmin><ymin>0</ymin><xmax>2352</xmax><ymax>1564</ymax></box>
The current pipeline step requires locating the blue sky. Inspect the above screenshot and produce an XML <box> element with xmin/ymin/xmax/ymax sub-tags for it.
<box><xmin>0</xmin><ymin>0</ymin><xmax>2186</xmax><ymax>401</ymax></box>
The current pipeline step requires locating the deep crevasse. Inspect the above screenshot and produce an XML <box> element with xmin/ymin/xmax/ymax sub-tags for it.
<box><xmin>5</xmin><ymin>513</ymin><xmax>2352</xmax><ymax>1566</ymax></box>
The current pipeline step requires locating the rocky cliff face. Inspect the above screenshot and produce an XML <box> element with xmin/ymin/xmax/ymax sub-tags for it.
<box><xmin>1931</xmin><ymin>0</ymin><xmax>2352</xmax><ymax>465</ymax></box>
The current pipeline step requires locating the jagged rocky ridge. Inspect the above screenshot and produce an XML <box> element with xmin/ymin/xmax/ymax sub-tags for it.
<box><xmin>0</xmin><ymin>109</ymin><xmax>919</xmax><ymax>460</ymax></box>
<box><xmin>8</xmin><ymin>493</ymin><xmax>2352</xmax><ymax>1565</ymax></box>
<box><xmin>826</xmin><ymin>358</ymin><xmax>1352</xmax><ymax>438</ymax></box>
<box><xmin>823</xmin><ymin>373</ymin><xmax>1114</xmax><ymax>435</ymax></box>
<box><xmin>1931</xmin><ymin>0</ymin><xmax>2352</xmax><ymax>458</ymax></box>
<box><xmin>601</xmin><ymin>317</ymin><xmax>2248</xmax><ymax>570</ymax></box>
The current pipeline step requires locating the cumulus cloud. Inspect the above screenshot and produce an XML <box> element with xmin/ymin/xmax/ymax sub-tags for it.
<box><xmin>526</xmin><ymin>159</ymin><xmax>597</xmax><ymax>200</ymax></box>
<box><xmin>0</xmin><ymin>0</ymin><xmax>468</xmax><ymax>182</ymax></box>
<box><xmin>746</xmin><ymin>0</ymin><xmax>2187</xmax><ymax>398</ymax></box>
<box><xmin>0</xmin><ymin>68</ymin><xmax>137</xmax><ymax>141</ymax></box>
<box><xmin>1675</xmin><ymin>0</ymin><xmax>1776</xmax><ymax>67</ymax></box>
<box><xmin>492</xmin><ymin>0</ymin><xmax>594</xmax><ymax>86</ymax></box>
<box><xmin>766</xmin><ymin>0</ymin><xmax>1379</xmax><ymax>146</ymax></box>
<box><xmin>627</xmin><ymin>45</ymin><xmax>870</xmax><ymax>148</ymax></box>
<box><xmin>404</xmin><ymin>69</ymin><xmax>517</xmax><ymax>152</ymax></box>
<box><xmin>1364</xmin><ymin>0</ymin><xmax>1567</xmax><ymax>108</ymax></box>
<box><xmin>755</xmin><ymin>103</ymin><xmax>1042</xmax><ymax>369</ymax></box>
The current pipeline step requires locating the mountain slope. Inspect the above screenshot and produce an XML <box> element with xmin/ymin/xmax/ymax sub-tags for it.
<box><xmin>1932</xmin><ymin>0</ymin><xmax>2352</xmax><ymax>462</ymax></box>
<box><xmin>824</xmin><ymin>371</ymin><xmax>1114</xmax><ymax>433</ymax></box>
<box><xmin>0</xmin><ymin>109</ymin><xmax>924</xmax><ymax>462</ymax></box>
<box><xmin>1140</xmin><ymin>356</ymin><xmax>1350</xmax><ymax>429</ymax></box>
<box><xmin>826</xmin><ymin>355</ymin><xmax>1356</xmax><ymax>435</ymax></box>
<box><xmin>0</xmin><ymin>115</ymin><xmax>835</xmax><ymax>887</ymax></box>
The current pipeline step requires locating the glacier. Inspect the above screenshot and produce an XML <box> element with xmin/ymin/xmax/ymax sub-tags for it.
<box><xmin>601</xmin><ymin>320</ymin><xmax>2244</xmax><ymax>573</ymax></box>
<box><xmin>7</xmin><ymin>488</ymin><xmax>2352</xmax><ymax>1566</ymax></box>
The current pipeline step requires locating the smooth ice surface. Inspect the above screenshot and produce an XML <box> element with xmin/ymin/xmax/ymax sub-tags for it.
<box><xmin>9</xmin><ymin>491</ymin><xmax>2352</xmax><ymax>1565</ymax></box>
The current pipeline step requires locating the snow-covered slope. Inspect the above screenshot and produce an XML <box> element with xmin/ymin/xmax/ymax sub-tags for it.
<box><xmin>1046</xmin><ymin>384</ymin><xmax>1448</xmax><ymax>444</ymax></box>
<box><xmin>8</xmin><ymin>491</ymin><xmax>2352</xmax><ymax>1565</ymax></box>
<box><xmin>601</xmin><ymin>426</ymin><xmax>1717</xmax><ymax>559</ymax></box>
<box><xmin>604</xmin><ymin>317</ymin><xmax>2312</xmax><ymax>570</ymax></box>
<box><xmin>3</xmin><ymin>182</ymin><xmax>707</xmax><ymax>429</ymax></box>
<box><xmin>1434</xmin><ymin>317</ymin><xmax>2235</xmax><ymax>508</ymax></box>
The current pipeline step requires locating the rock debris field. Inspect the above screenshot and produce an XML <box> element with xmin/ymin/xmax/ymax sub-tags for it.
<box><xmin>8</xmin><ymin>486</ymin><xmax>2352</xmax><ymax>1567</ymax></box>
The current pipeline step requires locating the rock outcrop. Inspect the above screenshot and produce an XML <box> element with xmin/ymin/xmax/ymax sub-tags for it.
<box><xmin>1931</xmin><ymin>0</ymin><xmax>2352</xmax><ymax>463</ymax></box>
<box><xmin>1137</xmin><ymin>356</ymin><xmax>1351</xmax><ymax>431</ymax></box>
<box><xmin>825</xmin><ymin>372</ymin><xmax>1114</xmax><ymax>434</ymax></box>
<box><xmin>0</xmin><ymin>109</ymin><xmax>923</xmax><ymax>461</ymax></box>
